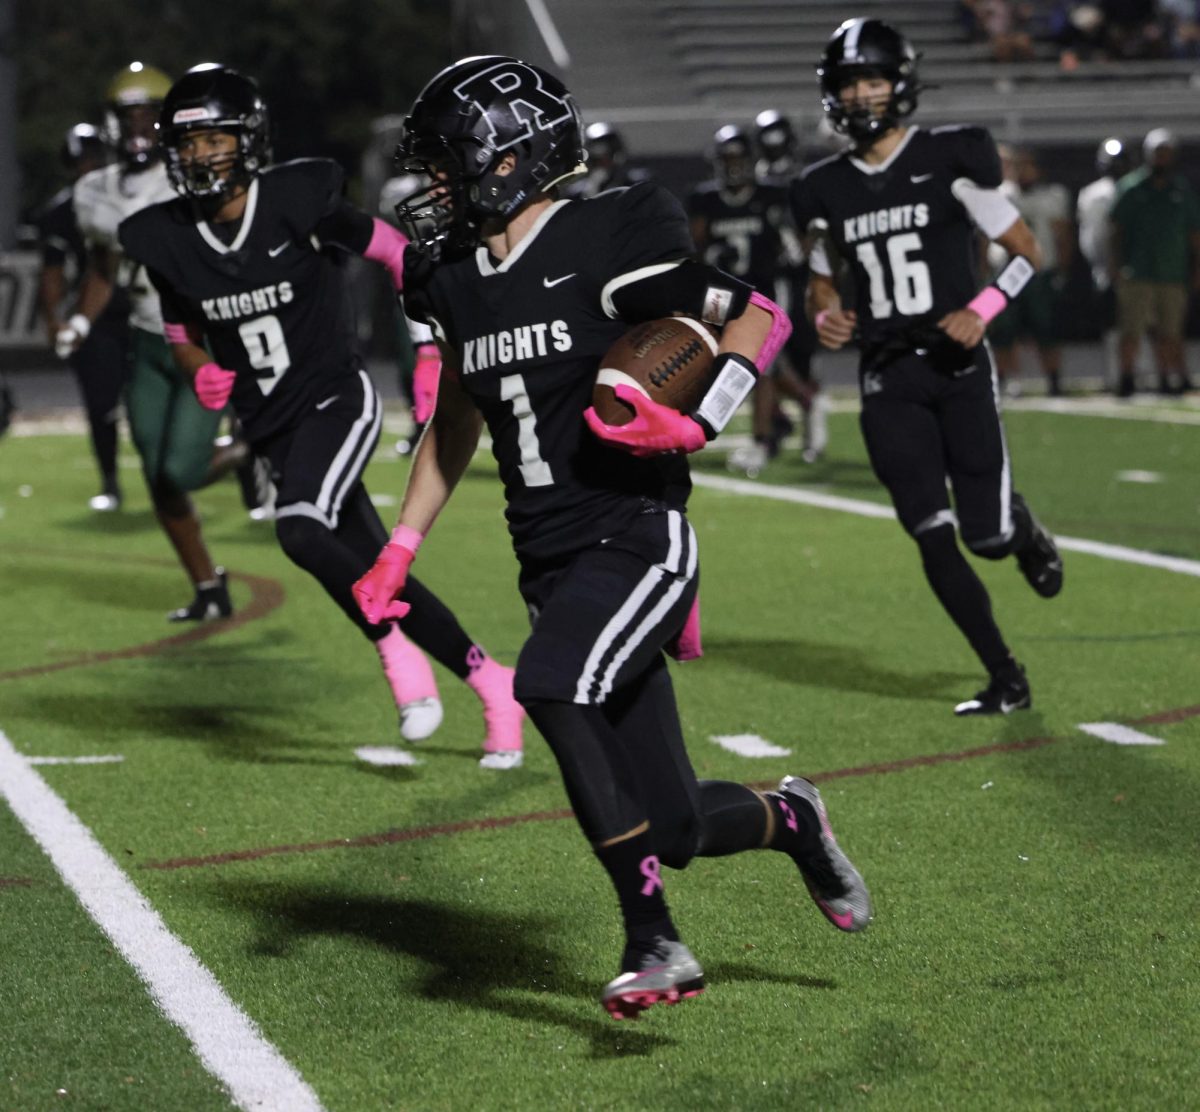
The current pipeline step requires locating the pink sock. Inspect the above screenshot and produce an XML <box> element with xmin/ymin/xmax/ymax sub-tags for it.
<box><xmin>466</xmin><ymin>651</ymin><xmax>525</xmax><ymax>753</ymax></box>
<box><xmin>375</xmin><ymin>625</ymin><xmax>438</xmax><ymax>705</ymax></box>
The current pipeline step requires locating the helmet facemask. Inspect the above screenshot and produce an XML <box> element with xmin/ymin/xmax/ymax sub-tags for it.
<box><xmin>163</xmin><ymin>123</ymin><xmax>266</xmax><ymax>202</ymax></box>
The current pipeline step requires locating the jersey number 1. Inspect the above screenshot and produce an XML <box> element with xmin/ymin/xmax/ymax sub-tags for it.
<box><xmin>238</xmin><ymin>314</ymin><xmax>291</xmax><ymax>396</ymax></box>
<box><xmin>499</xmin><ymin>374</ymin><xmax>553</xmax><ymax>488</ymax></box>
<box><xmin>856</xmin><ymin>232</ymin><xmax>933</xmax><ymax>318</ymax></box>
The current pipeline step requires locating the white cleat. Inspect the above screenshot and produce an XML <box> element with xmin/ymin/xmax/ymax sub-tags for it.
<box><xmin>727</xmin><ymin>442</ymin><xmax>768</xmax><ymax>478</ymax></box>
<box><xmin>399</xmin><ymin>697</ymin><xmax>443</xmax><ymax>741</ymax></box>
<box><xmin>479</xmin><ymin>749</ymin><xmax>524</xmax><ymax>771</ymax></box>
<box><xmin>801</xmin><ymin>394</ymin><xmax>829</xmax><ymax>463</ymax></box>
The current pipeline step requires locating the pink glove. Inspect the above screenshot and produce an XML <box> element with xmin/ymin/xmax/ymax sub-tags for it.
<box><xmin>584</xmin><ymin>385</ymin><xmax>707</xmax><ymax>458</ymax></box>
<box><xmin>352</xmin><ymin>533</ymin><xmax>421</xmax><ymax>624</ymax></box>
<box><xmin>194</xmin><ymin>362</ymin><xmax>237</xmax><ymax>411</ymax></box>
<box><xmin>412</xmin><ymin>343</ymin><xmax>441</xmax><ymax>424</ymax></box>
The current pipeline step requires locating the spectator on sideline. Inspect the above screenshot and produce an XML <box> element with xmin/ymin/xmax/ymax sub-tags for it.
<box><xmin>1077</xmin><ymin>137</ymin><xmax>1132</xmax><ymax>388</ymax></box>
<box><xmin>988</xmin><ymin>146</ymin><xmax>1073</xmax><ymax>396</ymax></box>
<box><xmin>1110</xmin><ymin>128</ymin><xmax>1200</xmax><ymax>396</ymax></box>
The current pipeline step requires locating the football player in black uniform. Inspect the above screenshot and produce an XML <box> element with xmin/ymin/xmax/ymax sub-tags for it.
<box><xmin>792</xmin><ymin>19</ymin><xmax>1064</xmax><ymax>715</ymax></box>
<box><xmin>755</xmin><ymin>109</ymin><xmax>829</xmax><ymax>465</ymax></box>
<box><xmin>690</xmin><ymin>126</ymin><xmax>812</xmax><ymax>475</ymax></box>
<box><xmin>119</xmin><ymin>65</ymin><xmax>525</xmax><ymax>766</ymax></box>
<box><xmin>353</xmin><ymin>56</ymin><xmax>871</xmax><ymax>1019</ymax></box>
<box><xmin>36</xmin><ymin>123</ymin><xmax>126</xmax><ymax>511</ymax></box>
<box><xmin>564</xmin><ymin>122</ymin><xmax>650</xmax><ymax>200</ymax></box>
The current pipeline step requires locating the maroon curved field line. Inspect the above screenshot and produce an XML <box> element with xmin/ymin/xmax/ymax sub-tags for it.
<box><xmin>141</xmin><ymin>701</ymin><xmax>1200</xmax><ymax>873</ymax></box>
<box><xmin>0</xmin><ymin>554</ymin><xmax>285</xmax><ymax>682</ymax></box>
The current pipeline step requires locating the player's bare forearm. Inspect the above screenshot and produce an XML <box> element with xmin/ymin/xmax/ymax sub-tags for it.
<box><xmin>807</xmin><ymin>271</ymin><xmax>856</xmax><ymax>349</ymax></box>
<box><xmin>718</xmin><ymin>299</ymin><xmax>771</xmax><ymax>360</ymax></box>
<box><xmin>77</xmin><ymin>247</ymin><xmax>116</xmax><ymax>323</ymax></box>
<box><xmin>991</xmin><ymin>218</ymin><xmax>1042</xmax><ymax>271</ymax></box>
<box><xmin>399</xmin><ymin>355</ymin><xmax>483</xmax><ymax>535</ymax></box>
<box><xmin>169</xmin><ymin>339</ymin><xmax>212</xmax><ymax>380</ymax></box>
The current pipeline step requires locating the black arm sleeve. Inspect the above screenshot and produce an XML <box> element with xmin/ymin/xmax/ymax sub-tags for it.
<box><xmin>608</xmin><ymin>260</ymin><xmax>752</xmax><ymax>327</ymax></box>
<box><xmin>313</xmin><ymin>199</ymin><xmax>375</xmax><ymax>254</ymax></box>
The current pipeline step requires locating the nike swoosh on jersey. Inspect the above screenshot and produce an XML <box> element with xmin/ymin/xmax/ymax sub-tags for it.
<box><xmin>910</xmin><ymin>173</ymin><xmax>934</xmax><ymax>184</ymax></box>
<box><xmin>268</xmin><ymin>241</ymin><xmax>290</xmax><ymax>257</ymax></box>
<box><xmin>543</xmin><ymin>273</ymin><xmax>576</xmax><ymax>288</ymax></box>
<box><xmin>315</xmin><ymin>394</ymin><xmax>339</xmax><ymax>410</ymax></box>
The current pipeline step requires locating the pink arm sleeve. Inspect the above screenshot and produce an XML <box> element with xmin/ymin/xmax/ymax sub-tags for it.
<box><xmin>363</xmin><ymin>218</ymin><xmax>410</xmax><ymax>290</ymax></box>
<box><xmin>748</xmin><ymin>290</ymin><xmax>793</xmax><ymax>372</ymax></box>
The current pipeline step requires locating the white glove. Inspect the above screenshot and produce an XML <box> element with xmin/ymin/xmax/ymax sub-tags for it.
<box><xmin>54</xmin><ymin>314</ymin><xmax>91</xmax><ymax>359</ymax></box>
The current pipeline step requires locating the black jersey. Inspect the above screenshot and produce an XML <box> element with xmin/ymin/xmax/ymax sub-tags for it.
<box><xmin>36</xmin><ymin>188</ymin><xmax>128</xmax><ymax>325</ymax></box>
<box><xmin>687</xmin><ymin>181</ymin><xmax>791</xmax><ymax>295</ymax></box>
<box><xmin>118</xmin><ymin>159</ymin><xmax>365</xmax><ymax>442</ymax></box>
<box><xmin>790</xmin><ymin>125</ymin><xmax>1003</xmax><ymax>345</ymax></box>
<box><xmin>410</xmin><ymin>183</ymin><xmax>694</xmax><ymax>564</ymax></box>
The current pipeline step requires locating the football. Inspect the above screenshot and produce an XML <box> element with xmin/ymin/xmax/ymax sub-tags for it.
<box><xmin>592</xmin><ymin>316</ymin><xmax>720</xmax><ymax>426</ymax></box>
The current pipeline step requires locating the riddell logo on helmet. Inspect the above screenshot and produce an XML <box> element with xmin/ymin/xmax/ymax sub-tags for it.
<box><xmin>172</xmin><ymin>107</ymin><xmax>214</xmax><ymax>124</ymax></box>
<box><xmin>453</xmin><ymin>62</ymin><xmax>574</xmax><ymax>152</ymax></box>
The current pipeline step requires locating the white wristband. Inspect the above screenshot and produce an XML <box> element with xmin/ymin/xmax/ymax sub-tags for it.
<box><xmin>67</xmin><ymin>313</ymin><xmax>91</xmax><ymax>341</ymax></box>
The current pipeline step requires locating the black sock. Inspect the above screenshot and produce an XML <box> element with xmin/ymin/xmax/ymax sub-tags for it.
<box><xmin>398</xmin><ymin>576</ymin><xmax>476</xmax><ymax>679</ymax></box>
<box><xmin>916</xmin><ymin>526</ymin><xmax>1011</xmax><ymax>675</ymax></box>
<box><xmin>694</xmin><ymin>780</ymin><xmax>769</xmax><ymax>857</ymax></box>
<box><xmin>594</xmin><ymin>829</ymin><xmax>678</xmax><ymax>969</ymax></box>
<box><xmin>760</xmin><ymin>790</ymin><xmax>823</xmax><ymax>859</ymax></box>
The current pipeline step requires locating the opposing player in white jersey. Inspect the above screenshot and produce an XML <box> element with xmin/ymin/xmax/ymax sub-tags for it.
<box><xmin>60</xmin><ymin>63</ymin><xmax>235</xmax><ymax>621</ymax></box>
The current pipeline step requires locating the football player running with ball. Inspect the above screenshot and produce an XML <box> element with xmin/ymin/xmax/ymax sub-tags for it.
<box><xmin>353</xmin><ymin>56</ymin><xmax>872</xmax><ymax>1019</ymax></box>
<box><xmin>119</xmin><ymin>65</ymin><xmax>524</xmax><ymax>766</ymax></box>
<box><xmin>792</xmin><ymin>19</ymin><xmax>1064</xmax><ymax>716</ymax></box>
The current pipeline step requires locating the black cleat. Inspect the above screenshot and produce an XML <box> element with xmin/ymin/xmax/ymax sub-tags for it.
<box><xmin>1012</xmin><ymin>493</ymin><xmax>1063</xmax><ymax>598</ymax></box>
<box><xmin>168</xmin><ymin>569</ymin><xmax>233</xmax><ymax>623</ymax></box>
<box><xmin>954</xmin><ymin>664</ymin><xmax>1031</xmax><ymax>716</ymax></box>
<box><xmin>776</xmin><ymin>776</ymin><xmax>872</xmax><ymax>932</ymax></box>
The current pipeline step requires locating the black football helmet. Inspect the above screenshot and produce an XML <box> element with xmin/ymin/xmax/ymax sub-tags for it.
<box><xmin>394</xmin><ymin>55</ymin><xmax>585</xmax><ymax>252</ymax></box>
<box><xmin>712</xmin><ymin>124</ymin><xmax>755</xmax><ymax>190</ymax></box>
<box><xmin>817</xmin><ymin>19</ymin><xmax>922</xmax><ymax>144</ymax></box>
<box><xmin>584</xmin><ymin>121</ymin><xmax>627</xmax><ymax>171</ymax></box>
<box><xmin>755</xmin><ymin>110</ymin><xmax>796</xmax><ymax>162</ymax></box>
<box><xmin>158</xmin><ymin>64</ymin><xmax>271</xmax><ymax>201</ymax></box>
<box><xmin>60</xmin><ymin>123</ymin><xmax>108</xmax><ymax>171</ymax></box>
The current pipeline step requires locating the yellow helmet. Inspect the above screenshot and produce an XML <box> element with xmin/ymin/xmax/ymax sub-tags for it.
<box><xmin>104</xmin><ymin>62</ymin><xmax>172</xmax><ymax>168</ymax></box>
<box><xmin>106</xmin><ymin>62</ymin><xmax>172</xmax><ymax>108</ymax></box>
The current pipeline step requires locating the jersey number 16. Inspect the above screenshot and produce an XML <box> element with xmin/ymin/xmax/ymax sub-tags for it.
<box><xmin>855</xmin><ymin>232</ymin><xmax>933</xmax><ymax>318</ymax></box>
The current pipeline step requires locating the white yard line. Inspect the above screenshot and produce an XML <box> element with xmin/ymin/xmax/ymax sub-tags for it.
<box><xmin>710</xmin><ymin>734</ymin><xmax>792</xmax><ymax>758</ymax></box>
<box><xmin>1078</xmin><ymin>723</ymin><xmax>1166</xmax><ymax>746</ymax></box>
<box><xmin>0</xmin><ymin>728</ymin><xmax>325</xmax><ymax>1112</ymax></box>
<box><xmin>692</xmin><ymin>473</ymin><xmax>1200</xmax><ymax>579</ymax></box>
<box><xmin>1007</xmin><ymin>396</ymin><xmax>1200</xmax><ymax>425</ymax></box>
<box><xmin>26</xmin><ymin>754</ymin><xmax>124</xmax><ymax>765</ymax></box>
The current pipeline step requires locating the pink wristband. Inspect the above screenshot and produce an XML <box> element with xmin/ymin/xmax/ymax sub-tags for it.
<box><xmin>814</xmin><ymin>309</ymin><xmax>831</xmax><ymax>330</ymax></box>
<box><xmin>389</xmin><ymin>523</ymin><xmax>425</xmax><ymax>555</ymax></box>
<box><xmin>966</xmin><ymin>286</ymin><xmax>1008</xmax><ymax>324</ymax></box>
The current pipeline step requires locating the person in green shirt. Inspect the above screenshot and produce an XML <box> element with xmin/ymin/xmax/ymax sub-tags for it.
<box><xmin>1109</xmin><ymin>127</ymin><xmax>1200</xmax><ymax>396</ymax></box>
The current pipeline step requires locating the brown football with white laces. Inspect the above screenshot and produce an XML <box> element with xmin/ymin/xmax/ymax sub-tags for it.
<box><xmin>592</xmin><ymin>316</ymin><xmax>720</xmax><ymax>425</ymax></box>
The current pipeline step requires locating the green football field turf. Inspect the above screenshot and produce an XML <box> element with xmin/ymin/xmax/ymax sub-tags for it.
<box><xmin>2</xmin><ymin>398</ymin><xmax>1197</xmax><ymax>1111</ymax></box>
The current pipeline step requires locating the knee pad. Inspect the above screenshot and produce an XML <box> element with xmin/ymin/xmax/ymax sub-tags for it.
<box><xmin>274</xmin><ymin>514</ymin><xmax>329</xmax><ymax>565</ymax></box>
<box><xmin>656</xmin><ymin>819</ymin><xmax>700</xmax><ymax>871</ymax></box>
<box><xmin>915</xmin><ymin>519</ymin><xmax>961</xmax><ymax>570</ymax></box>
